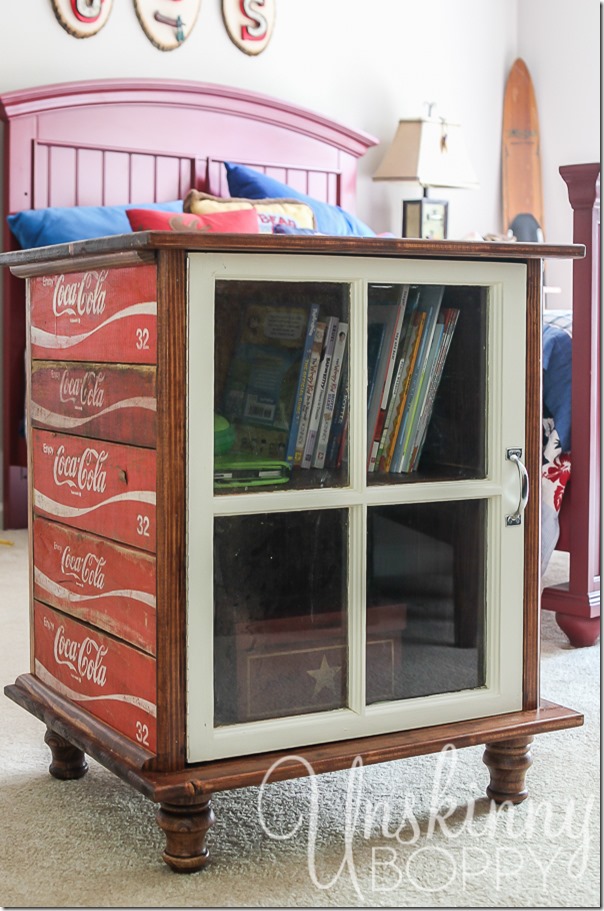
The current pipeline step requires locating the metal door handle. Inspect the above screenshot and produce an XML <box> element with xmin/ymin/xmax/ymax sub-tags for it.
<box><xmin>506</xmin><ymin>448</ymin><xmax>529</xmax><ymax>526</ymax></box>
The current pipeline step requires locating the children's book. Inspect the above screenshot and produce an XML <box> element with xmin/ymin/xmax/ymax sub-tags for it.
<box><xmin>389</xmin><ymin>285</ymin><xmax>445</xmax><ymax>473</ymax></box>
<box><xmin>367</xmin><ymin>285</ymin><xmax>410</xmax><ymax>471</ymax></box>
<box><xmin>221</xmin><ymin>303</ymin><xmax>308</xmax><ymax>457</ymax></box>
<box><xmin>293</xmin><ymin>321</ymin><xmax>326</xmax><ymax>465</ymax></box>
<box><xmin>301</xmin><ymin>316</ymin><xmax>340</xmax><ymax>469</ymax></box>
<box><xmin>313</xmin><ymin>323</ymin><xmax>349</xmax><ymax>469</ymax></box>
<box><xmin>285</xmin><ymin>304</ymin><xmax>320</xmax><ymax>464</ymax></box>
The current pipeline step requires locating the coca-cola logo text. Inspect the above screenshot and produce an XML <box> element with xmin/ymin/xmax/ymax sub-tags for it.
<box><xmin>52</xmin><ymin>445</ymin><xmax>108</xmax><ymax>495</ymax></box>
<box><xmin>59</xmin><ymin>369</ymin><xmax>106</xmax><ymax>411</ymax></box>
<box><xmin>53</xmin><ymin>624</ymin><xmax>108</xmax><ymax>687</ymax></box>
<box><xmin>52</xmin><ymin>271</ymin><xmax>108</xmax><ymax>321</ymax></box>
<box><xmin>60</xmin><ymin>545</ymin><xmax>106</xmax><ymax>590</ymax></box>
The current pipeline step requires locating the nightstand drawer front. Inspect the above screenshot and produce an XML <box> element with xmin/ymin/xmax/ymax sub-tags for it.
<box><xmin>32</xmin><ymin>430</ymin><xmax>156</xmax><ymax>552</ymax></box>
<box><xmin>31</xmin><ymin>362</ymin><xmax>157</xmax><ymax>447</ymax></box>
<box><xmin>33</xmin><ymin>602</ymin><xmax>157</xmax><ymax>752</ymax></box>
<box><xmin>30</xmin><ymin>264</ymin><xmax>157</xmax><ymax>363</ymax></box>
<box><xmin>33</xmin><ymin>518</ymin><xmax>156</xmax><ymax>655</ymax></box>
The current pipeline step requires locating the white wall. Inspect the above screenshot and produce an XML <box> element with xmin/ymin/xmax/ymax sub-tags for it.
<box><xmin>0</xmin><ymin>2</ymin><xmax>598</xmax><ymax>254</ymax></box>
<box><xmin>2</xmin><ymin>0</ymin><xmax>517</xmax><ymax>243</ymax></box>
<box><xmin>518</xmin><ymin>0</ymin><xmax>601</xmax><ymax>302</ymax></box>
<box><xmin>0</xmin><ymin>1</ymin><xmax>600</xmax><ymax>520</ymax></box>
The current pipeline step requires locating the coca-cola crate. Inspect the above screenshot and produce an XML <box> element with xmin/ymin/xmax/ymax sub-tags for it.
<box><xmin>31</xmin><ymin>361</ymin><xmax>157</xmax><ymax>448</ymax></box>
<box><xmin>32</xmin><ymin>429</ymin><xmax>156</xmax><ymax>552</ymax></box>
<box><xmin>34</xmin><ymin>602</ymin><xmax>157</xmax><ymax>751</ymax></box>
<box><xmin>30</xmin><ymin>264</ymin><xmax>157</xmax><ymax>363</ymax></box>
<box><xmin>33</xmin><ymin>517</ymin><xmax>156</xmax><ymax>655</ymax></box>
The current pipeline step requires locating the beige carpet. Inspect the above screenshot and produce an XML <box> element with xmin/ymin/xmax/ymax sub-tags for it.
<box><xmin>0</xmin><ymin>532</ymin><xmax>599</xmax><ymax>908</ymax></box>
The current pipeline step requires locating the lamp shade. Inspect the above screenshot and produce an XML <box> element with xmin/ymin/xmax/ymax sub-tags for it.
<box><xmin>373</xmin><ymin>117</ymin><xmax>479</xmax><ymax>189</ymax></box>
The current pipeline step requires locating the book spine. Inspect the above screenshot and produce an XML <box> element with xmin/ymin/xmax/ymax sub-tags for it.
<box><xmin>285</xmin><ymin>304</ymin><xmax>320</xmax><ymax>464</ymax></box>
<box><xmin>399</xmin><ymin>322</ymin><xmax>445</xmax><ymax>472</ymax></box>
<box><xmin>301</xmin><ymin>316</ymin><xmax>339</xmax><ymax>469</ymax></box>
<box><xmin>313</xmin><ymin>323</ymin><xmax>349</xmax><ymax>468</ymax></box>
<box><xmin>325</xmin><ymin>355</ymin><xmax>349</xmax><ymax>469</ymax></box>
<box><xmin>367</xmin><ymin>288</ymin><xmax>409</xmax><ymax>472</ymax></box>
<box><xmin>374</xmin><ymin>356</ymin><xmax>405</xmax><ymax>472</ymax></box>
<box><xmin>384</xmin><ymin>311</ymin><xmax>426</xmax><ymax>472</ymax></box>
<box><xmin>293</xmin><ymin>322</ymin><xmax>326</xmax><ymax>465</ymax></box>
<box><xmin>408</xmin><ymin>308</ymin><xmax>460</xmax><ymax>471</ymax></box>
<box><xmin>390</xmin><ymin>288</ymin><xmax>443</xmax><ymax>472</ymax></box>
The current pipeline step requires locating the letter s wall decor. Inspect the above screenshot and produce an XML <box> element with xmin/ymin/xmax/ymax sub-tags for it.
<box><xmin>133</xmin><ymin>0</ymin><xmax>202</xmax><ymax>51</ymax></box>
<box><xmin>50</xmin><ymin>0</ymin><xmax>114</xmax><ymax>38</ymax></box>
<box><xmin>222</xmin><ymin>0</ymin><xmax>275</xmax><ymax>55</ymax></box>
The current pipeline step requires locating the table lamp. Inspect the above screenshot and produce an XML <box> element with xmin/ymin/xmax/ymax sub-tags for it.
<box><xmin>373</xmin><ymin>111</ymin><xmax>479</xmax><ymax>239</ymax></box>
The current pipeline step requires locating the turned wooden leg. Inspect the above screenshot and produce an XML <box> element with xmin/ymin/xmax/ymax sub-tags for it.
<box><xmin>482</xmin><ymin>736</ymin><xmax>533</xmax><ymax>804</ymax></box>
<box><xmin>44</xmin><ymin>727</ymin><xmax>88</xmax><ymax>780</ymax></box>
<box><xmin>156</xmin><ymin>796</ymin><xmax>215</xmax><ymax>873</ymax></box>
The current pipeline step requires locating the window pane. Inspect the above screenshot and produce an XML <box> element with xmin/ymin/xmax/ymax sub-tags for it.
<box><xmin>367</xmin><ymin>500</ymin><xmax>486</xmax><ymax>703</ymax></box>
<box><xmin>214</xmin><ymin>280</ymin><xmax>350</xmax><ymax>493</ymax></box>
<box><xmin>213</xmin><ymin>509</ymin><xmax>348</xmax><ymax>724</ymax></box>
<box><xmin>367</xmin><ymin>283</ymin><xmax>487</xmax><ymax>484</ymax></box>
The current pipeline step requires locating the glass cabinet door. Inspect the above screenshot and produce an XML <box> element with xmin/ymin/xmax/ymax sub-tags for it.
<box><xmin>186</xmin><ymin>254</ymin><xmax>527</xmax><ymax>763</ymax></box>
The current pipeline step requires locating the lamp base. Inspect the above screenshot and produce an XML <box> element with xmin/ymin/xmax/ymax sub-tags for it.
<box><xmin>403</xmin><ymin>199</ymin><xmax>448</xmax><ymax>239</ymax></box>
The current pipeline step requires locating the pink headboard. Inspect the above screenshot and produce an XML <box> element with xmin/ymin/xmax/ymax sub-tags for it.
<box><xmin>0</xmin><ymin>78</ymin><xmax>378</xmax><ymax>527</ymax></box>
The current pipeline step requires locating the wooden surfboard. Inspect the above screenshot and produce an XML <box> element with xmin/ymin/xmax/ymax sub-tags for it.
<box><xmin>502</xmin><ymin>58</ymin><xmax>544</xmax><ymax>235</ymax></box>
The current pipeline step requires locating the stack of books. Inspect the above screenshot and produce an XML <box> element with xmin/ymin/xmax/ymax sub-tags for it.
<box><xmin>220</xmin><ymin>302</ymin><xmax>349</xmax><ymax>472</ymax></box>
<box><xmin>218</xmin><ymin>285</ymin><xmax>459</xmax><ymax>479</ymax></box>
<box><xmin>366</xmin><ymin>284</ymin><xmax>460</xmax><ymax>475</ymax></box>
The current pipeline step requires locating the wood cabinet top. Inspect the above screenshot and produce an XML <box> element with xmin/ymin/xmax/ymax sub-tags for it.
<box><xmin>0</xmin><ymin>231</ymin><xmax>584</xmax><ymax>276</ymax></box>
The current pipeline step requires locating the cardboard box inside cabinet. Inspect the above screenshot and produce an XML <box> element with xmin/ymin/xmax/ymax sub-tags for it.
<box><xmin>29</xmin><ymin>264</ymin><xmax>157</xmax><ymax>364</ymax></box>
<box><xmin>233</xmin><ymin>604</ymin><xmax>407</xmax><ymax>722</ymax></box>
<box><xmin>33</xmin><ymin>602</ymin><xmax>157</xmax><ymax>751</ymax></box>
<box><xmin>33</xmin><ymin>517</ymin><xmax>157</xmax><ymax>656</ymax></box>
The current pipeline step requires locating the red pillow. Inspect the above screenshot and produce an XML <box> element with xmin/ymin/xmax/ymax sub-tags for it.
<box><xmin>125</xmin><ymin>207</ymin><xmax>260</xmax><ymax>234</ymax></box>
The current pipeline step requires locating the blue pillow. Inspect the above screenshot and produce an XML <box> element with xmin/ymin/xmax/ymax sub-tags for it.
<box><xmin>7</xmin><ymin>199</ymin><xmax>183</xmax><ymax>249</ymax></box>
<box><xmin>225</xmin><ymin>162</ymin><xmax>375</xmax><ymax>237</ymax></box>
<box><xmin>542</xmin><ymin>322</ymin><xmax>572</xmax><ymax>452</ymax></box>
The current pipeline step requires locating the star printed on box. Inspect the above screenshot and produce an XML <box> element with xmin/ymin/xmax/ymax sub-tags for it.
<box><xmin>307</xmin><ymin>654</ymin><xmax>341</xmax><ymax>698</ymax></box>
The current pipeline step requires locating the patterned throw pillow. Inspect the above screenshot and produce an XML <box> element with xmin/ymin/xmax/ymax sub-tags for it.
<box><xmin>184</xmin><ymin>189</ymin><xmax>316</xmax><ymax>234</ymax></box>
<box><xmin>126</xmin><ymin>207</ymin><xmax>260</xmax><ymax>233</ymax></box>
<box><xmin>224</xmin><ymin>162</ymin><xmax>376</xmax><ymax>237</ymax></box>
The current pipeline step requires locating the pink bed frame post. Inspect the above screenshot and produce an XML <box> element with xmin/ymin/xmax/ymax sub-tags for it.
<box><xmin>541</xmin><ymin>163</ymin><xmax>600</xmax><ymax>647</ymax></box>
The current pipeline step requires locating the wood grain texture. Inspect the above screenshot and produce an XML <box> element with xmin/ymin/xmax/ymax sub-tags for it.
<box><xmin>31</xmin><ymin>429</ymin><xmax>157</xmax><ymax>552</ymax></box>
<box><xmin>33</xmin><ymin>517</ymin><xmax>157</xmax><ymax>655</ymax></box>
<box><xmin>151</xmin><ymin>249</ymin><xmax>188</xmax><ymax>772</ymax></box>
<box><xmin>1</xmin><ymin>234</ymin><xmax>584</xmax><ymax>273</ymax></box>
<box><xmin>523</xmin><ymin>258</ymin><xmax>543</xmax><ymax>709</ymax></box>
<box><xmin>4</xmin><ymin>674</ymin><xmax>582</xmax><ymax>802</ymax></box>
<box><xmin>33</xmin><ymin>604</ymin><xmax>157</xmax><ymax>751</ymax></box>
<box><xmin>29</xmin><ymin>263</ymin><xmax>157</xmax><ymax>364</ymax></box>
<box><xmin>31</xmin><ymin>361</ymin><xmax>157</xmax><ymax>447</ymax></box>
<box><xmin>502</xmin><ymin>58</ymin><xmax>544</xmax><ymax>232</ymax></box>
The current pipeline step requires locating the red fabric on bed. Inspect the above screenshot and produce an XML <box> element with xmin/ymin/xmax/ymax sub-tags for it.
<box><xmin>126</xmin><ymin>207</ymin><xmax>260</xmax><ymax>233</ymax></box>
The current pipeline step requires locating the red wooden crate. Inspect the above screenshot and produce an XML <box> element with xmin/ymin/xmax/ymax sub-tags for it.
<box><xmin>30</xmin><ymin>264</ymin><xmax>157</xmax><ymax>363</ymax></box>
<box><xmin>33</xmin><ymin>517</ymin><xmax>156</xmax><ymax>655</ymax></box>
<box><xmin>32</xmin><ymin>429</ymin><xmax>156</xmax><ymax>552</ymax></box>
<box><xmin>34</xmin><ymin>602</ymin><xmax>157</xmax><ymax>751</ymax></box>
<box><xmin>31</xmin><ymin>361</ymin><xmax>157</xmax><ymax>448</ymax></box>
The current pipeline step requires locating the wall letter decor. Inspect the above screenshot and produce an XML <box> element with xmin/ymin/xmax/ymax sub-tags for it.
<box><xmin>222</xmin><ymin>0</ymin><xmax>275</xmax><ymax>55</ymax></box>
<box><xmin>50</xmin><ymin>0</ymin><xmax>114</xmax><ymax>38</ymax></box>
<box><xmin>133</xmin><ymin>0</ymin><xmax>202</xmax><ymax>51</ymax></box>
